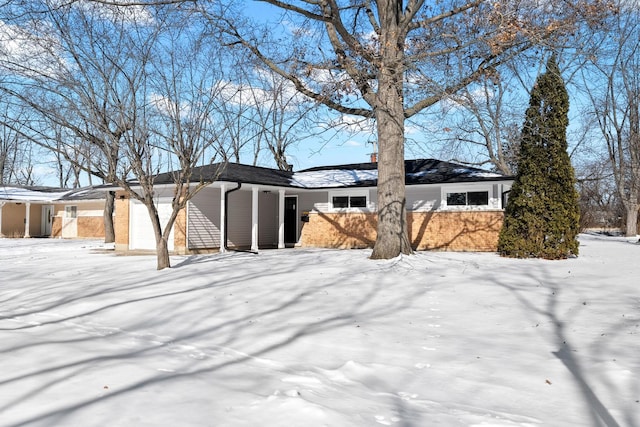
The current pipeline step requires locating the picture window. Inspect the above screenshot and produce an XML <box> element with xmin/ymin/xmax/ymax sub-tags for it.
<box><xmin>331</xmin><ymin>193</ymin><xmax>368</xmax><ymax>209</ymax></box>
<box><xmin>446</xmin><ymin>191</ymin><xmax>489</xmax><ymax>207</ymax></box>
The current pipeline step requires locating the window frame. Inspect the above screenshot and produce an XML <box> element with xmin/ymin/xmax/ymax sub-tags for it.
<box><xmin>329</xmin><ymin>189</ymin><xmax>370</xmax><ymax>211</ymax></box>
<box><xmin>442</xmin><ymin>186</ymin><xmax>492</xmax><ymax>210</ymax></box>
<box><xmin>65</xmin><ymin>205</ymin><xmax>78</xmax><ymax>219</ymax></box>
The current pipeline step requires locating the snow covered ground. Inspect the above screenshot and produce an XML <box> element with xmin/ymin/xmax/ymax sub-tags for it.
<box><xmin>0</xmin><ymin>234</ymin><xmax>638</xmax><ymax>427</ymax></box>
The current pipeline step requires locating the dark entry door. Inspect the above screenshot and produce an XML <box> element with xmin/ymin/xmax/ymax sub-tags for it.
<box><xmin>284</xmin><ymin>196</ymin><xmax>297</xmax><ymax>245</ymax></box>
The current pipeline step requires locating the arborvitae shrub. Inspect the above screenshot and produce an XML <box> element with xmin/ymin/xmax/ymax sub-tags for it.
<box><xmin>498</xmin><ymin>55</ymin><xmax>580</xmax><ymax>259</ymax></box>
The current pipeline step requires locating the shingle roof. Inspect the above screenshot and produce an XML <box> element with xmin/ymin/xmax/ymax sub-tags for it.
<box><xmin>150</xmin><ymin>159</ymin><xmax>510</xmax><ymax>189</ymax></box>
<box><xmin>152</xmin><ymin>163</ymin><xmax>294</xmax><ymax>187</ymax></box>
<box><xmin>59</xmin><ymin>188</ymin><xmax>109</xmax><ymax>201</ymax></box>
<box><xmin>294</xmin><ymin>159</ymin><xmax>509</xmax><ymax>188</ymax></box>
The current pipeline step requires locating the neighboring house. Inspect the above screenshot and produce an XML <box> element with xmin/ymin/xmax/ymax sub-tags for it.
<box><xmin>0</xmin><ymin>186</ymin><xmax>106</xmax><ymax>239</ymax></box>
<box><xmin>114</xmin><ymin>159</ymin><xmax>513</xmax><ymax>254</ymax></box>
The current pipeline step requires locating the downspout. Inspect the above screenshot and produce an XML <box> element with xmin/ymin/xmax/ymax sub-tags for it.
<box><xmin>223</xmin><ymin>183</ymin><xmax>258</xmax><ymax>254</ymax></box>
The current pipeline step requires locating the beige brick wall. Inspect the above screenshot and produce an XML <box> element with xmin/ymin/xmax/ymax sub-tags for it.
<box><xmin>408</xmin><ymin>211</ymin><xmax>504</xmax><ymax>251</ymax></box>
<box><xmin>51</xmin><ymin>216</ymin><xmax>104</xmax><ymax>238</ymax></box>
<box><xmin>299</xmin><ymin>212</ymin><xmax>377</xmax><ymax>249</ymax></box>
<box><xmin>114</xmin><ymin>191</ymin><xmax>130</xmax><ymax>251</ymax></box>
<box><xmin>77</xmin><ymin>217</ymin><xmax>105</xmax><ymax>238</ymax></box>
<box><xmin>51</xmin><ymin>217</ymin><xmax>62</xmax><ymax>237</ymax></box>
<box><xmin>173</xmin><ymin>205</ymin><xmax>187</xmax><ymax>254</ymax></box>
<box><xmin>299</xmin><ymin>211</ymin><xmax>504</xmax><ymax>252</ymax></box>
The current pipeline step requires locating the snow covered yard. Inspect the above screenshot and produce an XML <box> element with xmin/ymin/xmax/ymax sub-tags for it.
<box><xmin>0</xmin><ymin>234</ymin><xmax>638</xmax><ymax>427</ymax></box>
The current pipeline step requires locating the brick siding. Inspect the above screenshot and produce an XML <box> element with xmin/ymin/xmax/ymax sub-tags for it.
<box><xmin>173</xmin><ymin>205</ymin><xmax>187</xmax><ymax>254</ymax></box>
<box><xmin>114</xmin><ymin>191</ymin><xmax>130</xmax><ymax>251</ymax></box>
<box><xmin>299</xmin><ymin>211</ymin><xmax>504</xmax><ymax>252</ymax></box>
<box><xmin>77</xmin><ymin>217</ymin><xmax>105</xmax><ymax>238</ymax></box>
<box><xmin>50</xmin><ymin>216</ymin><xmax>104</xmax><ymax>238</ymax></box>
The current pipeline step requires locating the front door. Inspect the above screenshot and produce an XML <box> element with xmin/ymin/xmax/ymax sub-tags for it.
<box><xmin>284</xmin><ymin>196</ymin><xmax>297</xmax><ymax>245</ymax></box>
<box><xmin>41</xmin><ymin>205</ymin><xmax>53</xmax><ymax>236</ymax></box>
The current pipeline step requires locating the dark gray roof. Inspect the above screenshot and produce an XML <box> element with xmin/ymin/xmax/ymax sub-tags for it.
<box><xmin>152</xmin><ymin>163</ymin><xmax>294</xmax><ymax>187</ymax></box>
<box><xmin>59</xmin><ymin>187</ymin><xmax>109</xmax><ymax>201</ymax></box>
<box><xmin>297</xmin><ymin>159</ymin><xmax>510</xmax><ymax>187</ymax></box>
<box><xmin>149</xmin><ymin>159</ymin><xmax>510</xmax><ymax>189</ymax></box>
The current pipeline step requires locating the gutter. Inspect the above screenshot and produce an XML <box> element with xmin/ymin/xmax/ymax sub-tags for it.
<box><xmin>224</xmin><ymin>183</ymin><xmax>258</xmax><ymax>254</ymax></box>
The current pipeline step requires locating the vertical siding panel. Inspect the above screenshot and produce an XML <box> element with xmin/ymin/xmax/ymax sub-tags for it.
<box><xmin>227</xmin><ymin>190</ymin><xmax>252</xmax><ymax>248</ymax></box>
<box><xmin>187</xmin><ymin>187</ymin><xmax>221</xmax><ymax>249</ymax></box>
<box><xmin>258</xmin><ymin>192</ymin><xmax>278</xmax><ymax>247</ymax></box>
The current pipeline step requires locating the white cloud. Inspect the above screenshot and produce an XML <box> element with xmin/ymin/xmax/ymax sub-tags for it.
<box><xmin>440</xmin><ymin>85</ymin><xmax>495</xmax><ymax>113</ymax></box>
<box><xmin>323</xmin><ymin>114</ymin><xmax>375</xmax><ymax>134</ymax></box>
<box><xmin>149</xmin><ymin>93</ymin><xmax>191</xmax><ymax>119</ymax></box>
<box><xmin>0</xmin><ymin>20</ymin><xmax>65</xmax><ymax>79</ymax></box>
<box><xmin>215</xmin><ymin>71</ymin><xmax>307</xmax><ymax>110</ymax></box>
<box><xmin>70</xmin><ymin>0</ymin><xmax>155</xmax><ymax>26</ymax></box>
<box><xmin>344</xmin><ymin>140</ymin><xmax>362</xmax><ymax>147</ymax></box>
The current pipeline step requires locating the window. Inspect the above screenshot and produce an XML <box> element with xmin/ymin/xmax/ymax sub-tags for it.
<box><xmin>330</xmin><ymin>191</ymin><xmax>369</xmax><ymax>210</ymax></box>
<box><xmin>446</xmin><ymin>192</ymin><xmax>467</xmax><ymax>206</ymax></box>
<box><xmin>350</xmin><ymin>196</ymin><xmax>367</xmax><ymax>208</ymax></box>
<box><xmin>332</xmin><ymin>196</ymin><xmax>349</xmax><ymax>208</ymax></box>
<box><xmin>65</xmin><ymin>206</ymin><xmax>77</xmax><ymax>218</ymax></box>
<box><xmin>445</xmin><ymin>190</ymin><xmax>489</xmax><ymax>207</ymax></box>
<box><xmin>468</xmin><ymin>191</ymin><xmax>489</xmax><ymax>206</ymax></box>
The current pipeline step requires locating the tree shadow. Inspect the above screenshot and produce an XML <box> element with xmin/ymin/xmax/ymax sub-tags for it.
<box><xmin>408</xmin><ymin>211</ymin><xmax>503</xmax><ymax>251</ymax></box>
<box><xmin>0</xmin><ymin>246</ymin><xmax>431</xmax><ymax>426</ymax></box>
<box><xmin>493</xmin><ymin>259</ymin><xmax>633</xmax><ymax>427</ymax></box>
<box><xmin>300</xmin><ymin>210</ymin><xmax>504</xmax><ymax>252</ymax></box>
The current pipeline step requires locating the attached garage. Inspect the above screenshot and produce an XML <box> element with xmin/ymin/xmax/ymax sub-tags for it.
<box><xmin>129</xmin><ymin>199</ymin><xmax>175</xmax><ymax>251</ymax></box>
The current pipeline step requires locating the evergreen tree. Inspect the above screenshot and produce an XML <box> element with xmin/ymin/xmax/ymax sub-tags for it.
<box><xmin>498</xmin><ymin>55</ymin><xmax>580</xmax><ymax>259</ymax></box>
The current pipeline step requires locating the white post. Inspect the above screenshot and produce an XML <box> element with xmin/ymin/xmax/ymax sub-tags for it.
<box><xmin>278</xmin><ymin>190</ymin><xmax>285</xmax><ymax>249</ymax></box>
<box><xmin>219</xmin><ymin>184</ymin><xmax>226</xmax><ymax>253</ymax></box>
<box><xmin>251</xmin><ymin>186</ymin><xmax>259</xmax><ymax>252</ymax></box>
<box><xmin>0</xmin><ymin>202</ymin><xmax>5</xmax><ymax>237</ymax></box>
<box><xmin>24</xmin><ymin>202</ymin><xmax>31</xmax><ymax>238</ymax></box>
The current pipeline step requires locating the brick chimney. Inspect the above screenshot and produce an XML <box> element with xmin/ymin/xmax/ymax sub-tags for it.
<box><xmin>370</xmin><ymin>152</ymin><xmax>377</xmax><ymax>163</ymax></box>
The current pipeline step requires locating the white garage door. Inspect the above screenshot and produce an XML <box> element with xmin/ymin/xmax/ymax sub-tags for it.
<box><xmin>129</xmin><ymin>199</ymin><xmax>174</xmax><ymax>251</ymax></box>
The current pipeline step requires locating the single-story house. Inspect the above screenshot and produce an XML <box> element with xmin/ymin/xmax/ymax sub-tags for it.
<box><xmin>114</xmin><ymin>159</ymin><xmax>513</xmax><ymax>254</ymax></box>
<box><xmin>0</xmin><ymin>186</ymin><xmax>106</xmax><ymax>239</ymax></box>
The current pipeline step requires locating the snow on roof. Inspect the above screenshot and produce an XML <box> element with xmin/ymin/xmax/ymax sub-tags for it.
<box><xmin>290</xmin><ymin>169</ymin><xmax>379</xmax><ymax>188</ymax></box>
<box><xmin>0</xmin><ymin>186</ymin><xmax>70</xmax><ymax>202</ymax></box>
<box><xmin>450</xmin><ymin>168</ymin><xmax>503</xmax><ymax>178</ymax></box>
<box><xmin>0</xmin><ymin>186</ymin><xmax>107</xmax><ymax>202</ymax></box>
<box><xmin>406</xmin><ymin>170</ymin><xmax>439</xmax><ymax>178</ymax></box>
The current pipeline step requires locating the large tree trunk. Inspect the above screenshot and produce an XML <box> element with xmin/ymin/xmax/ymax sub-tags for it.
<box><xmin>143</xmin><ymin>199</ymin><xmax>171</xmax><ymax>270</ymax></box>
<box><xmin>370</xmin><ymin>1</ymin><xmax>412</xmax><ymax>259</ymax></box>
<box><xmin>156</xmin><ymin>237</ymin><xmax>171</xmax><ymax>270</ymax></box>
<box><xmin>371</xmin><ymin>109</ymin><xmax>412</xmax><ymax>259</ymax></box>
<box><xmin>103</xmin><ymin>191</ymin><xmax>115</xmax><ymax>244</ymax></box>
<box><xmin>623</xmin><ymin>201</ymin><xmax>639</xmax><ymax>236</ymax></box>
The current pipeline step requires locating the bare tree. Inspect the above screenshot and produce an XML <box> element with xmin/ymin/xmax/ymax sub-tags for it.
<box><xmin>250</xmin><ymin>67</ymin><xmax>318</xmax><ymax>171</ymax></box>
<box><xmin>433</xmin><ymin>72</ymin><xmax>526</xmax><ymax>175</ymax></box>
<box><xmin>0</xmin><ymin>1</ymin><xmax>154</xmax><ymax>241</ymax></box>
<box><xmin>205</xmin><ymin>0</ymin><xmax>606</xmax><ymax>258</ymax></box>
<box><xmin>1</xmin><ymin>3</ymin><xmax>228</xmax><ymax>268</ymax></box>
<box><xmin>575</xmin><ymin>156</ymin><xmax>623</xmax><ymax>231</ymax></box>
<box><xmin>0</xmin><ymin>102</ymin><xmax>32</xmax><ymax>185</ymax></box>
<box><xmin>202</xmin><ymin>53</ymin><xmax>319</xmax><ymax>170</ymax></box>
<box><xmin>210</xmin><ymin>63</ymin><xmax>264</xmax><ymax>164</ymax></box>
<box><xmin>582</xmin><ymin>0</ymin><xmax>640</xmax><ymax>236</ymax></box>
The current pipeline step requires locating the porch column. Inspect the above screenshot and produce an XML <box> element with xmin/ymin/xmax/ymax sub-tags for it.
<box><xmin>219</xmin><ymin>184</ymin><xmax>226</xmax><ymax>253</ymax></box>
<box><xmin>251</xmin><ymin>186</ymin><xmax>259</xmax><ymax>252</ymax></box>
<box><xmin>278</xmin><ymin>190</ymin><xmax>285</xmax><ymax>249</ymax></box>
<box><xmin>24</xmin><ymin>202</ymin><xmax>31</xmax><ymax>238</ymax></box>
<box><xmin>0</xmin><ymin>202</ymin><xmax>5</xmax><ymax>237</ymax></box>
